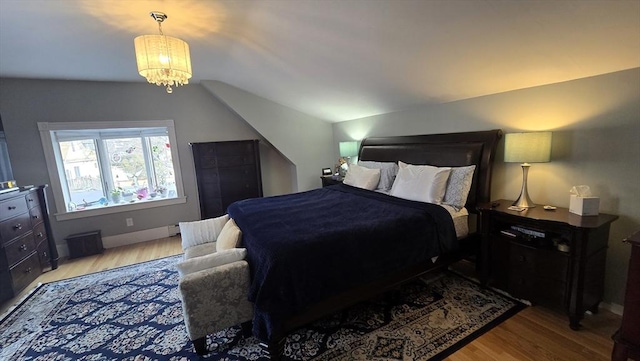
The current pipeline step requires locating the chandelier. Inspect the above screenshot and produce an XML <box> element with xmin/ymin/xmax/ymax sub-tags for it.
<box><xmin>134</xmin><ymin>12</ymin><xmax>192</xmax><ymax>94</ymax></box>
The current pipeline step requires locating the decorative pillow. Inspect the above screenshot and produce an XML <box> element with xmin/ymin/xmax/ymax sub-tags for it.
<box><xmin>357</xmin><ymin>161</ymin><xmax>399</xmax><ymax>190</ymax></box>
<box><xmin>216</xmin><ymin>218</ymin><xmax>243</xmax><ymax>252</ymax></box>
<box><xmin>176</xmin><ymin>248</ymin><xmax>247</xmax><ymax>277</ymax></box>
<box><xmin>443</xmin><ymin>165</ymin><xmax>476</xmax><ymax>210</ymax></box>
<box><xmin>390</xmin><ymin>161</ymin><xmax>451</xmax><ymax>203</ymax></box>
<box><xmin>179</xmin><ymin>214</ymin><xmax>229</xmax><ymax>250</ymax></box>
<box><xmin>343</xmin><ymin>163</ymin><xmax>381</xmax><ymax>190</ymax></box>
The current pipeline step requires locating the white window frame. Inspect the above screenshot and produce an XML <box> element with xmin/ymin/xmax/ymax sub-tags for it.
<box><xmin>38</xmin><ymin>120</ymin><xmax>186</xmax><ymax>221</ymax></box>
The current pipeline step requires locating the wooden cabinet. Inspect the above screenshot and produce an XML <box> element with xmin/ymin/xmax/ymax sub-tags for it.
<box><xmin>0</xmin><ymin>186</ymin><xmax>57</xmax><ymax>303</ymax></box>
<box><xmin>190</xmin><ymin>140</ymin><xmax>263</xmax><ymax>219</ymax></box>
<box><xmin>612</xmin><ymin>230</ymin><xmax>640</xmax><ymax>361</ymax></box>
<box><xmin>478</xmin><ymin>200</ymin><xmax>618</xmax><ymax>330</ymax></box>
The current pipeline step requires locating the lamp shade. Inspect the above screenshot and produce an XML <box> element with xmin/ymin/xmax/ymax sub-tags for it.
<box><xmin>504</xmin><ymin>132</ymin><xmax>552</xmax><ymax>163</ymax></box>
<box><xmin>134</xmin><ymin>34</ymin><xmax>192</xmax><ymax>92</ymax></box>
<box><xmin>339</xmin><ymin>141</ymin><xmax>359</xmax><ymax>158</ymax></box>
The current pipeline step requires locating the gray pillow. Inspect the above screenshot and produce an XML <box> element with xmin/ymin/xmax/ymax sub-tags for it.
<box><xmin>442</xmin><ymin>165</ymin><xmax>476</xmax><ymax>210</ymax></box>
<box><xmin>358</xmin><ymin>161</ymin><xmax>399</xmax><ymax>190</ymax></box>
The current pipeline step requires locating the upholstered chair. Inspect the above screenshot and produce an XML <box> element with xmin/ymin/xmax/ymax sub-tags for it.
<box><xmin>176</xmin><ymin>215</ymin><xmax>254</xmax><ymax>355</ymax></box>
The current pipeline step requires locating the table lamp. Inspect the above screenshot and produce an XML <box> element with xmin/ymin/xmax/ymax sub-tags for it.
<box><xmin>504</xmin><ymin>131</ymin><xmax>552</xmax><ymax>208</ymax></box>
<box><xmin>337</xmin><ymin>141</ymin><xmax>359</xmax><ymax>176</ymax></box>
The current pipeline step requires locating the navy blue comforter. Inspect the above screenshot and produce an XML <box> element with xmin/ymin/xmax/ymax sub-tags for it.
<box><xmin>227</xmin><ymin>184</ymin><xmax>457</xmax><ymax>342</ymax></box>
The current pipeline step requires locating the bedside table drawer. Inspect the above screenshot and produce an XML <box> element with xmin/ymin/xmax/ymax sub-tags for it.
<box><xmin>509</xmin><ymin>244</ymin><xmax>537</xmax><ymax>273</ymax></box>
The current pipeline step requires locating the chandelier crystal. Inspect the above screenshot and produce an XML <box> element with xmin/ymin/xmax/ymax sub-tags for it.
<box><xmin>134</xmin><ymin>12</ymin><xmax>192</xmax><ymax>94</ymax></box>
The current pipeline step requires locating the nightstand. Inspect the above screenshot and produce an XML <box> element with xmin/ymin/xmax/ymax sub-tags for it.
<box><xmin>321</xmin><ymin>176</ymin><xmax>343</xmax><ymax>187</ymax></box>
<box><xmin>478</xmin><ymin>200</ymin><xmax>618</xmax><ymax>330</ymax></box>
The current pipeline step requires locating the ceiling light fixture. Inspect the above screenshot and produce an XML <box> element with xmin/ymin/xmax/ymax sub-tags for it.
<box><xmin>134</xmin><ymin>12</ymin><xmax>192</xmax><ymax>94</ymax></box>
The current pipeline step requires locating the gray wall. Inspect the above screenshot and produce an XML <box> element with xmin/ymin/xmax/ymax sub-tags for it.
<box><xmin>0</xmin><ymin>78</ymin><xmax>295</xmax><ymax>246</ymax></box>
<box><xmin>201</xmin><ymin>80</ymin><xmax>335</xmax><ymax>192</ymax></box>
<box><xmin>333</xmin><ymin>68</ymin><xmax>640</xmax><ymax>306</ymax></box>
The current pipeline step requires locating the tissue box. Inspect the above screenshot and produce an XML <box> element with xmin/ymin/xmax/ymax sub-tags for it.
<box><xmin>569</xmin><ymin>195</ymin><xmax>599</xmax><ymax>216</ymax></box>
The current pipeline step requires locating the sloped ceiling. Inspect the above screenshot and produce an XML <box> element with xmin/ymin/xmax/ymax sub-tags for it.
<box><xmin>0</xmin><ymin>0</ymin><xmax>638</xmax><ymax>122</ymax></box>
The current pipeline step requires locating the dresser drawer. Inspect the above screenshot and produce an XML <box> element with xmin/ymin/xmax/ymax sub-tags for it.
<box><xmin>25</xmin><ymin>192</ymin><xmax>41</xmax><ymax>210</ymax></box>
<box><xmin>0</xmin><ymin>197</ymin><xmax>28</xmax><ymax>222</ymax></box>
<box><xmin>0</xmin><ymin>212</ymin><xmax>31</xmax><ymax>245</ymax></box>
<box><xmin>10</xmin><ymin>251</ymin><xmax>40</xmax><ymax>294</ymax></box>
<box><xmin>5</xmin><ymin>233</ymin><xmax>37</xmax><ymax>266</ymax></box>
<box><xmin>29</xmin><ymin>205</ymin><xmax>44</xmax><ymax>227</ymax></box>
<box><xmin>37</xmin><ymin>239</ymin><xmax>52</xmax><ymax>271</ymax></box>
<box><xmin>32</xmin><ymin>222</ymin><xmax>47</xmax><ymax>244</ymax></box>
<box><xmin>216</xmin><ymin>141</ymin><xmax>256</xmax><ymax>156</ymax></box>
<box><xmin>216</xmin><ymin>155</ymin><xmax>256</xmax><ymax>167</ymax></box>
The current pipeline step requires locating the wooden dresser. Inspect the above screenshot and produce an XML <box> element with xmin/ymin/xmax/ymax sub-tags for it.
<box><xmin>478</xmin><ymin>200</ymin><xmax>618</xmax><ymax>330</ymax></box>
<box><xmin>612</xmin><ymin>230</ymin><xmax>640</xmax><ymax>361</ymax></box>
<box><xmin>190</xmin><ymin>140</ymin><xmax>263</xmax><ymax>219</ymax></box>
<box><xmin>0</xmin><ymin>185</ymin><xmax>58</xmax><ymax>303</ymax></box>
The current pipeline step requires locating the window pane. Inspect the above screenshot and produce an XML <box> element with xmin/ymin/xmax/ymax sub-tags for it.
<box><xmin>59</xmin><ymin>139</ymin><xmax>104</xmax><ymax>207</ymax></box>
<box><xmin>149</xmin><ymin>136</ymin><xmax>175</xmax><ymax>196</ymax></box>
<box><xmin>105</xmin><ymin>138</ymin><xmax>148</xmax><ymax>194</ymax></box>
<box><xmin>39</xmin><ymin>120</ymin><xmax>185</xmax><ymax>218</ymax></box>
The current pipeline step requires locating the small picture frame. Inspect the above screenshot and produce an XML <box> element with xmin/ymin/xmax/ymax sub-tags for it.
<box><xmin>322</xmin><ymin>167</ymin><xmax>332</xmax><ymax>176</ymax></box>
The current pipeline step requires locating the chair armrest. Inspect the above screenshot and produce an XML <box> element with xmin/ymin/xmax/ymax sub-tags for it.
<box><xmin>178</xmin><ymin>260</ymin><xmax>253</xmax><ymax>341</ymax></box>
<box><xmin>184</xmin><ymin>241</ymin><xmax>217</xmax><ymax>259</ymax></box>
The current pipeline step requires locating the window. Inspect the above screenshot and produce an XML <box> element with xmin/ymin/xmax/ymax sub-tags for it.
<box><xmin>38</xmin><ymin>120</ymin><xmax>186</xmax><ymax>220</ymax></box>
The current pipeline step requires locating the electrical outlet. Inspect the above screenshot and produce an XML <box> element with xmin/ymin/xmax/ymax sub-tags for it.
<box><xmin>126</xmin><ymin>218</ymin><xmax>133</xmax><ymax>227</ymax></box>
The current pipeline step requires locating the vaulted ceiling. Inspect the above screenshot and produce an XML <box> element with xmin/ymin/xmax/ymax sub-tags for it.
<box><xmin>1</xmin><ymin>0</ymin><xmax>638</xmax><ymax>122</ymax></box>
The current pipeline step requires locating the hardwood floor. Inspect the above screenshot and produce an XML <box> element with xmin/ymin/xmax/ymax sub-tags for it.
<box><xmin>1</xmin><ymin>236</ymin><xmax>621</xmax><ymax>361</ymax></box>
<box><xmin>0</xmin><ymin>236</ymin><xmax>184</xmax><ymax>316</ymax></box>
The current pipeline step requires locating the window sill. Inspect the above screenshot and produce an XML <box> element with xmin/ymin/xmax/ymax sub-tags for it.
<box><xmin>54</xmin><ymin>196</ymin><xmax>187</xmax><ymax>221</ymax></box>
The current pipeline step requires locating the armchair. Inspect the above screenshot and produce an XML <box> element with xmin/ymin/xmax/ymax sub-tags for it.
<box><xmin>176</xmin><ymin>215</ymin><xmax>253</xmax><ymax>355</ymax></box>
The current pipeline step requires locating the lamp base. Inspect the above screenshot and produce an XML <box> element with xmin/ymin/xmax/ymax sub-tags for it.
<box><xmin>513</xmin><ymin>163</ymin><xmax>536</xmax><ymax>208</ymax></box>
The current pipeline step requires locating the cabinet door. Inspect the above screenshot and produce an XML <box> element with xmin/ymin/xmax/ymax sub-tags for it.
<box><xmin>508</xmin><ymin>242</ymin><xmax>569</xmax><ymax>308</ymax></box>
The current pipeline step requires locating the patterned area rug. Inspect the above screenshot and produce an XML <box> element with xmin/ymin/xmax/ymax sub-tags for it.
<box><xmin>0</xmin><ymin>256</ymin><xmax>524</xmax><ymax>360</ymax></box>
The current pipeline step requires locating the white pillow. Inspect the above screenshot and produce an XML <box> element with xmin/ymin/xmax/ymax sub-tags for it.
<box><xmin>216</xmin><ymin>218</ymin><xmax>243</xmax><ymax>252</ymax></box>
<box><xmin>179</xmin><ymin>214</ymin><xmax>229</xmax><ymax>250</ymax></box>
<box><xmin>343</xmin><ymin>163</ymin><xmax>381</xmax><ymax>190</ymax></box>
<box><xmin>176</xmin><ymin>248</ymin><xmax>247</xmax><ymax>277</ymax></box>
<box><xmin>390</xmin><ymin>161</ymin><xmax>451</xmax><ymax>203</ymax></box>
<box><xmin>357</xmin><ymin>161</ymin><xmax>399</xmax><ymax>190</ymax></box>
<box><xmin>443</xmin><ymin>165</ymin><xmax>476</xmax><ymax>210</ymax></box>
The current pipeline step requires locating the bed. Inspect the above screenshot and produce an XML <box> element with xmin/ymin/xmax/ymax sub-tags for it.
<box><xmin>227</xmin><ymin>129</ymin><xmax>503</xmax><ymax>359</ymax></box>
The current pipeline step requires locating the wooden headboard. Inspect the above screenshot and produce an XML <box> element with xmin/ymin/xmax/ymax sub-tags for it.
<box><xmin>358</xmin><ymin>129</ymin><xmax>503</xmax><ymax>213</ymax></box>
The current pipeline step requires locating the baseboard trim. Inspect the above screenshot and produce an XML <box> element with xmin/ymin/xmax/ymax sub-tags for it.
<box><xmin>56</xmin><ymin>226</ymin><xmax>174</xmax><ymax>259</ymax></box>
<box><xmin>600</xmin><ymin>302</ymin><xmax>623</xmax><ymax>316</ymax></box>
